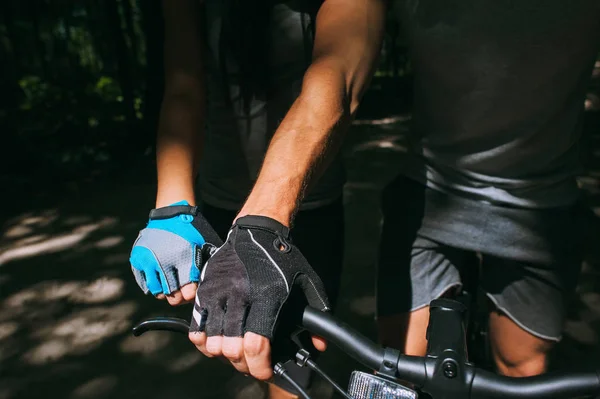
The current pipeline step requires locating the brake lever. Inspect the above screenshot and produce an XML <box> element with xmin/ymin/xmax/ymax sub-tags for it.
<box><xmin>132</xmin><ymin>316</ymin><xmax>315</xmax><ymax>399</ymax></box>
<box><xmin>132</xmin><ymin>317</ymin><xmax>190</xmax><ymax>336</ymax></box>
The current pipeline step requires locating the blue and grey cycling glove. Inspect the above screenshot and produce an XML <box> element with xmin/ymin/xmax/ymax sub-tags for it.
<box><xmin>130</xmin><ymin>201</ymin><xmax>223</xmax><ymax>296</ymax></box>
<box><xmin>189</xmin><ymin>215</ymin><xmax>330</xmax><ymax>339</ymax></box>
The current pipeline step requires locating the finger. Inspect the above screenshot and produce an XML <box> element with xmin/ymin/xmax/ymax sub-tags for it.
<box><xmin>145</xmin><ymin>270</ymin><xmax>163</xmax><ymax>295</ymax></box>
<box><xmin>156</xmin><ymin>293</ymin><xmax>166</xmax><ymax>300</ymax></box>
<box><xmin>296</xmin><ymin>274</ymin><xmax>330</xmax><ymax>311</ymax></box>
<box><xmin>188</xmin><ymin>332</ymin><xmax>214</xmax><ymax>358</ymax></box>
<box><xmin>222</xmin><ymin>336</ymin><xmax>249</xmax><ymax>374</ymax></box>
<box><xmin>181</xmin><ymin>283</ymin><xmax>198</xmax><ymax>302</ymax></box>
<box><xmin>204</xmin><ymin>303</ymin><xmax>225</xmax><ymax>337</ymax></box>
<box><xmin>130</xmin><ymin>246</ymin><xmax>164</xmax><ymax>295</ymax></box>
<box><xmin>243</xmin><ymin>332</ymin><xmax>272</xmax><ymax>381</ymax></box>
<box><xmin>222</xmin><ymin>298</ymin><xmax>248</xmax><ymax>337</ymax></box>
<box><xmin>205</xmin><ymin>335</ymin><xmax>224</xmax><ymax>357</ymax></box>
<box><xmin>130</xmin><ymin>267</ymin><xmax>149</xmax><ymax>294</ymax></box>
<box><xmin>166</xmin><ymin>290</ymin><xmax>183</xmax><ymax>306</ymax></box>
<box><xmin>311</xmin><ymin>335</ymin><xmax>327</xmax><ymax>352</ymax></box>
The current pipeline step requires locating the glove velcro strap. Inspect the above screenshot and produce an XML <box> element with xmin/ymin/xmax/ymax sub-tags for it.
<box><xmin>149</xmin><ymin>205</ymin><xmax>201</xmax><ymax>220</ymax></box>
<box><xmin>235</xmin><ymin>215</ymin><xmax>290</xmax><ymax>239</ymax></box>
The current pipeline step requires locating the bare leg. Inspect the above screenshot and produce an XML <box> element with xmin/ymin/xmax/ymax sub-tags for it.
<box><xmin>378</xmin><ymin>307</ymin><xmax>430</xmax><ymax>356</ymax></box>
<box><xmin>268</xmin><ymin>384</ymin><xmax>299</xmax><ymax>399</ymax></box>
<box><xmin>488</xmin><ymin>309</ymin><xmax>553</xmax><ymax>377</ymax></box>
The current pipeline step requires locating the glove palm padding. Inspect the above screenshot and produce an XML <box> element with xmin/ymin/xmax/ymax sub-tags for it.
<box><xmin>190</xmin><ymin>215</ymin><xmax>330</xmax><ymax>339</ymax></box>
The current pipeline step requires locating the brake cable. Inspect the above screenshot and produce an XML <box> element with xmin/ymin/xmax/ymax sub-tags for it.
<box><xmin>273</xmin><ymin>363</ymin><xmax>312</xmax><ymax>399</ymax></box>
<box><xmin>294</xmin><ymin>349</ymin><xmax>354</xmax><ymax>399</ymax></box>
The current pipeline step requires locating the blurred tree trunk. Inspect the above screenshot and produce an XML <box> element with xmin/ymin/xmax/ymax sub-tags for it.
<box><xmin>140</xmin><ymin>0</ymin><xmax>164</xmax><ymax>151</ymax></box>
<box><xmin>31</xmin><ymin>0</ymin><xmax>48</xmax><ymax>78</ymax></box>
<box><xmin>89</xmin><ymin>0</ymin><xmax>112</xmax><ymax>72</ymax></box>
<box><xmin>106</xmin><ymin>0</ymin><xmax>136</xmax><ymax>124</ymax></box>
<box><xmin>121</xmin><ymin>0</ymin><xmax>139</xmax><ymax>79</ymax></box>
<box><xmin>0</xmin><ymin>1</ymin><xmax>21</xmax><ymax>110</ymax></box>
<box><xmin>2</xmin><ymin>1</ymin><xmax>20</xmax><ymax>71</ymax></box>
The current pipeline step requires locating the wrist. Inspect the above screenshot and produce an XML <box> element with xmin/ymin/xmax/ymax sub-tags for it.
<box><xmin>236</xmin><ymin>204</ymin><xmax>293</xmax><ymax>228</ymax></box>
<box><xmin>236</xmin><ymin>190</ymin><xmax>296</xmax><ymax>228</ymax></box>
<box><xmin>155</xmin><ymin>184</ymin><xmax>197</xmax><ymax>208</ymax></box>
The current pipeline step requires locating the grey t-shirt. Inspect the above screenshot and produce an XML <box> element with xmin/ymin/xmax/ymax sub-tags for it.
<box><xmin>398</xmin><ymin>0</ymin><xmax>600</xmax><ymax>209</ymax></box>
<box><xmin>197</xmin><ymin>0</ymin><xmax>345</xmax><ymax>211</ymax></box>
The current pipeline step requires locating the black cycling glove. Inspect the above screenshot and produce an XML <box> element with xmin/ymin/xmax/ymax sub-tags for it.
<box><xmin>189</xmin><ymin>215</ymin><xmax>330</xmax><ymax>339</ymax></box>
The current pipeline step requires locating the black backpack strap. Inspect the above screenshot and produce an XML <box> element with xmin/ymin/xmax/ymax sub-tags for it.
<box><xmin>149</xmin><ymin>205</ymin><xmax>201</xmax><ymax>220</ymax></box>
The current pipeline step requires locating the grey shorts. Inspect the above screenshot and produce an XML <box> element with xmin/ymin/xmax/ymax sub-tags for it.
<box><xmin>377</xmin><ymin>176</ymin><xmax>584</xmax><ymax>341</ymax></box>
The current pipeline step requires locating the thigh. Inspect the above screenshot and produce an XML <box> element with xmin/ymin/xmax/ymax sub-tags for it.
<box><xmin>378</xmin><ymin>230</ymin><xmax>475</xmax><ymax>317</ymax></box>
<box><xmin>481</xmin><ymin>254</ymin><xmax>582</xmax><ymax>342</ymax></box>
<box><xmin>377</xmin><ymin>234</ymin><xmax>474</xmax><ymax>352</ymax></box>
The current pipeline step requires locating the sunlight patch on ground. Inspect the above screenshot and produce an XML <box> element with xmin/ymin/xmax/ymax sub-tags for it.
<box><xmin>0</xmin><ymin>322</ymin><xmax>19</xmax><ymax>341</ymax></box>
<box><xmin>70</xmin><ymin>375</ymin><xmax>118</xmax><ymax>399</ymax></box>
<box><xmin>352</xmin><ymin>115</ymin><xmax>411</xmax><ymax>125</ymax></box>
<box><xmin>4</xmin><ymin>224</ymin><xmax>34</xmax><ymax>239</ymax></box>
<box><xmin>0</xmin><ymin>233</ymin><xmax>88</xmax><ymax>265</ymax></box>
<box><xmin>22</xmin><ymin>339</ymin><xmax>70</xmax><ymax>365</ymax></box>
<box><xmin>69</xmin><ymin>277</ymin><xmax>125</xmax><ymax>304</ymax></box>
<box><xmin>351</xmin><ymin>135</ymin><xmax>407</xmax><ymax>154</ymax></box>
<box><xmin>94</xmin><ymin>236</ymin><xmax>124</xmax><ymax>249</ymax></box>
<box><xmin>23</xmin><ymin>302</ymin><xmax>136</xmax><ymax>365</ymax></box>
<box><xmin>165</xmin><ymin>350</ymin><xmax>203</xmax><ymax>373</ymax></box>
<box><xmin>3</xmin><ymin>278</ymin><xmax>125</xmax><ymax>310</ymax></box>
<box><xmin>19</xmin><ymin>210</ymin><xmax>59</xmax><ymax>227</ymax></box>
<box><xmin>0</xmin><ymin>216</ymin><xmax>120</xmax><ymax>265</ymax></box>
<box><xmin>119</xmin><ymin>329</ymin><xmax>172</xmax><ymax>356</ymax></box>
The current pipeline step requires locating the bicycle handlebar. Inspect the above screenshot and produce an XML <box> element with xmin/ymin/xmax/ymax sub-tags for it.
<box><xmin>132</xmin><ymin>307</ymin><xmax>600</xmax><ymax>399</ymax></box>
<box><xmin>302</xmin><ymin>307</ymin><xmax>600</xmax><ymax>399</ymax></box>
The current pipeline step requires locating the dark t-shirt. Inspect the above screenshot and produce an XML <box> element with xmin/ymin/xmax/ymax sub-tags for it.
<box><xmin>197</xmin><ymin>0</ymin><xmax>345</xmax><ymax>211</ymax></box>
<box><xmin>399</xmin><ymin>0</ymin><xmax>600</xmax><ymax>209</ymax></box>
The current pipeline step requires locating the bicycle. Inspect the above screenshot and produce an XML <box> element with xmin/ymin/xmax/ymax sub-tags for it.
<box><xmin>132</xmin><ymin>297</ymin><xmax>600</xmax><ymax>399</ymax></box>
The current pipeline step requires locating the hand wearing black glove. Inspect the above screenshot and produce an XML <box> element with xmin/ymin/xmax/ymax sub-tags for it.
<box><xmin>188</xmin><ymin>215</ymin><xmax>330</xmax><ymax>380</ymax></box>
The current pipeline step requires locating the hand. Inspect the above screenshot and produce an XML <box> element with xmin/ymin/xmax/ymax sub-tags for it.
<box><xmin>188</xmin><ymin>215</ymin><xmax>330</xmax><ymax>380</ymax></box>
<box><xmin>129</xmin><ymin>201</ymin><xmax>223</xmax><ymax>305</ymax></box>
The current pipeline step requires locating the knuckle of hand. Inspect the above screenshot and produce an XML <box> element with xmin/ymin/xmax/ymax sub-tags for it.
<box><xmin>188</xmin><ymin>333</ymin><xmax>205</xmax><ymax>345</ymax></box>
<box><xmin>243</xmin><ymin>338</ymin><xmax>266</xmax><ymax>357</ymax></box>
<box><xmin>252</xmin><ymin>369</ymin><xmax>273</xmax><ymax>381</ymax></box>
<box><xmin>183</xmin><ymin>291</ymin><xmax>195</xmax><ymax>301</ymax></box>
<box><xmin>222</xmin><ymin>346</ymin><xmax>243</xmax><ymax>361</ymax></box>
<box><xmin>205</xmin><ymin>342</ymin><xmax>222</xmax><ymax>356</ymax></box>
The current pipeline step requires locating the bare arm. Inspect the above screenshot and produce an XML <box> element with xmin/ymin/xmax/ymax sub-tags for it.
<box><xmin>237</xmin><ymin>0</ymin><xmax>386</xmax><ymax>225</ymax></box>
<box><xmin>155</xmin><ymin>0</ymin><xmax>205</xmax><ymax>207</ymax></box>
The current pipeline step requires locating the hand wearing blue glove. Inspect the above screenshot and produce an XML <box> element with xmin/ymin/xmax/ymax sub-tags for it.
<box><xmin>130</xmin><ymin>201</ymin><xmax>223</xmax><ymax>304</ymax></box>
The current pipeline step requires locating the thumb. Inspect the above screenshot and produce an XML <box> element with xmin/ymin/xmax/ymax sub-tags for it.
<box><xmin>295</xmin><ymin>273</ymin><xmax>330</xmax><ymax>312</ymax></box>
<box><xmin>311</xmin><ymin>335</ymin><xmax>327</xmax><ymax>352</ymax></box>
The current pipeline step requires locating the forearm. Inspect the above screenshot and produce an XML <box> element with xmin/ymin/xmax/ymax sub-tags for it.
<box><xmin>155</xmin><ymin>94</ymin><xmax>204</xmax><ymax>207</ymax></box>
<box><xmin>155</xmin><ymin>0</ymin><xmax>205</xmax><ymax>208</ymax></box>
<box><xmin>238</xmin><ymin>63</ymin><xmax>352</xmax><ymax>224</ymax></box>
<box><xmin>238</xmin><ymin>0</ymin><xmax>386</xmax><ymax>226</ymax></box>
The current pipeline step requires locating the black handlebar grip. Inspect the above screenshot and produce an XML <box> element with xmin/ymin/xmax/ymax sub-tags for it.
<box><xmin>470</xmin><ymin>368</ymin><xmax>600</xmax><ymax>399</ymax></box>
<box><xmin>301</xmin><ymin>307</ymin><xmax>384</xmax><ymax>369</ymax></box>
<box><xmin>132</xmin><ymin>317</ymin><xmax>190</xmax><ymax>336</ymax></box>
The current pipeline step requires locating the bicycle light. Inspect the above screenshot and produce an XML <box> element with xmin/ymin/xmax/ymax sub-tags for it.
<box><xmin>348</xmin><ymin>371</ymin><xmax>418</xmax><ymax>399</ymax></box>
